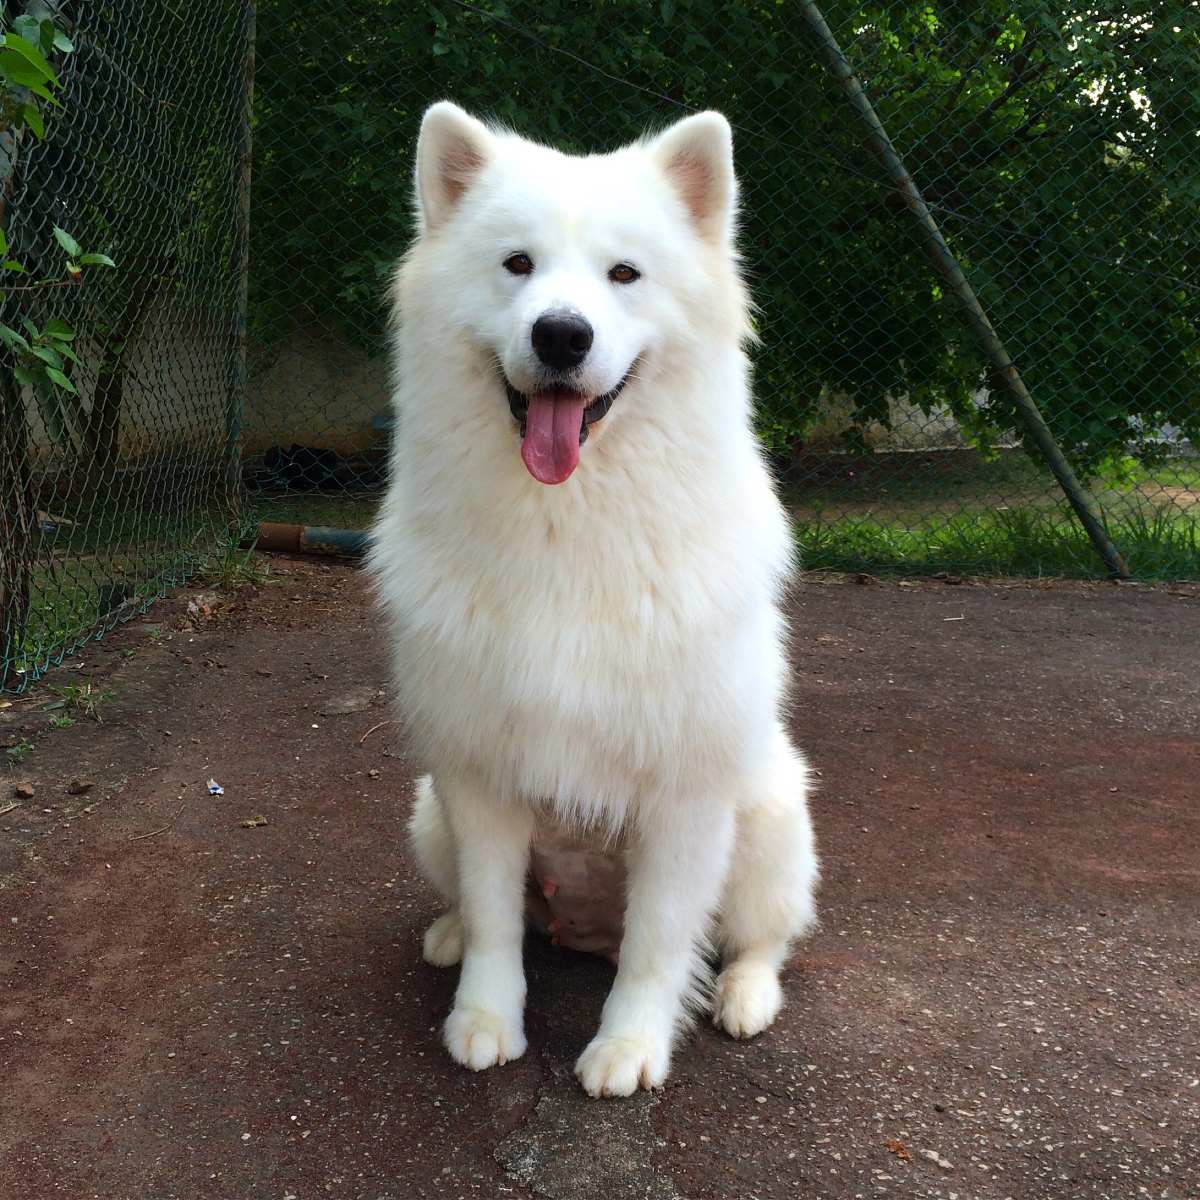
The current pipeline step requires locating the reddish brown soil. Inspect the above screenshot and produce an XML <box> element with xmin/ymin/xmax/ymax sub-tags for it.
<box><xmin>2</xmin><ymin>559</ymin><xmax>1197</xmax><ymax>1200</ymax></box>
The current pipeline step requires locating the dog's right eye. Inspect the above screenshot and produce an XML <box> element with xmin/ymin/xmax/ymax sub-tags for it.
<box><xmin>503</xmin><ymin>253</ymin><xmax>534</xmax><ymax>276</ymax></box>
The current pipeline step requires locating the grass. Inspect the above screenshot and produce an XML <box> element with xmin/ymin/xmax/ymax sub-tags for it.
<box><xmin>4</xmin><ymin>738</ymin><xmax>35</xmax><ymax>764</ymax></box>
<box><xmin>784</xmin><ymin>448</ymin><xmax>1200</xmax><ymax>579</ymax></box>
<box><xmin>195</xmin><ymin>534</ymin><xmax>271</xmax><ymax>590</ymax></box>
<box><xmin>50</xmin><ymin>681</ymin><xmax>115</xmax><ymax>722</ymax></box>
<box><xmin>797</xmin><ymin>507</ymin><xmax>1200</xmax><ymax>580</ymax></box>
<box><xmin>250</xmin><ymin>493</ymin><xmax>381</xmax><ymax>531</ymax></box>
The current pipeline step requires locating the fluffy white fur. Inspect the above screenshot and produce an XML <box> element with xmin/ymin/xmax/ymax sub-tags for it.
<box><xmin>369</xmin><ymin>101</ymin><xmax>818</xmax><ymax>1097</ymax></box>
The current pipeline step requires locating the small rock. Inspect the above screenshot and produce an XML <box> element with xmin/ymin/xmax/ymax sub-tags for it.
<box><xmin>13</xmin><ymin>782</ymin><xmax>34</xmax><ymax>800</ymax></box>
<box><xmin>368</xmin><ymin>768</ymin><xmax>380</xmax><ymax>779</ymax></box>
<box><xmin>66</xmin><ymin>779</ymin><xmax>94</xmax><ymax>796</ymax></box>
<box><xmin>240</xmin><ymin>814</ymin><xmax>268</xmax><ymax>828</ymax></box>
<box><xmin>918</xmin><ymin>1148</ymin><xmax>954</xmax><ymax>1171</ymax></box>
<box><xmin>187</xmin><ymin>593</ymin><xmax>221</xmax><ymax>620</ymax></box>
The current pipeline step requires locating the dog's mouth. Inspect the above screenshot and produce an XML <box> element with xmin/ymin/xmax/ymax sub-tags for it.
<box><xmin>505</xmin><ymin>367</ymin><xmax>633</xmax><ymax>485</ymax></box>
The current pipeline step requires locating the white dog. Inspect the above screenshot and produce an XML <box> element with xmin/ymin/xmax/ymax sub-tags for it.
<box><xmin>369</xmin><ymin>101</ymin><xmax>818</xmax><ymax>1097</ymax></box>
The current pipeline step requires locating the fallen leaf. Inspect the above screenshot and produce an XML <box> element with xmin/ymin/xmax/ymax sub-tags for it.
<box><xmin>885</xmin><ymin>1138</ymin><xmax>911</xmax><ymax>1161</ymax></box>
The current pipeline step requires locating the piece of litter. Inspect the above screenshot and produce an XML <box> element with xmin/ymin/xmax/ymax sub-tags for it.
<box><xmin>207</xmin><ymin>778</ymin><xmax>224</xmax><ymax>796</ymax></box>
<box><xmin>943</xmin><ymin>616</ymin><xmax>965</xmax><ymax>622</ymax></box>
<box><xmin>240</xmin><ymin>814</ymin><xmax>268</xmax><ymax>828</ymax></box>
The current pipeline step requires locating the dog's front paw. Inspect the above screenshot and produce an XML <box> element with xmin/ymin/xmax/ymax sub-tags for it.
<box><xmin>712</xmin><ymin>961</ymin><xmax>783</xmax><ymax>1039</ymax></box>
<box><xmin>422</xmin><ymin>911</ymin><xmax>464</xmax><ymax>967</ymax></box>
<box><xmin>575</xmin><ymin>1033</ymin><xmax>669</xmax><ymax>1098</ymax></box>
<box><xmin>444</xmin><ymin>1005</ymin><xmax>526</xmax><ymax>1071</ymax></box>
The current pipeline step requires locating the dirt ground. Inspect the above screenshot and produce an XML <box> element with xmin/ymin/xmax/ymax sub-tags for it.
<box><xmin>2</xmin><ymin>558</ymin><xmax>1197</xmax><ymax>1200</ymax></box>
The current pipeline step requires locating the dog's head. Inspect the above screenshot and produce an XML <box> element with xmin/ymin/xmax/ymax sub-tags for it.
<box><xmin>408</xmin><ymin>101</ymin><xmax>745</xmax><ymax>484</ymax></box>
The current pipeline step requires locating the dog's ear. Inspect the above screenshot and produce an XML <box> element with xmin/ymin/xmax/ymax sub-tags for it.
<box><xmin>649</xmin><ymin>112</ymin><xmax>736</xmax><ymax>244</ymax></box>
<box><xmin>415</xmin><ymin>102</ymin><xmax>494</xmax><ymax>231</ymax></box>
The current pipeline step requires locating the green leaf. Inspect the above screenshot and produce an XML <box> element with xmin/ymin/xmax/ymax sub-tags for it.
<box><xmin>52</xmin><ymin>32</ymin><xmax>74</xmax><ymax>53</ymax></box>
<box><xmin>11</xmin><ymin>15</ymin><xmax>40</xmax><ymax>42</ymax></box>
<box><xmin>0</xmin><ymin>50</ymin><xmax>54</xmax><ymax>98</ymax></box>
<box><xmin>29</xmin><ymin>345</ymin><xmax>63</xmax><ymax>370</ymax></box>
<box><xmin>55</xmin><ymin>343</ymin><xmax>81</xmax><ymax>366</ymax></box>
<box><xmin>2</xmin><ymin>259</ymin><xmax>26</xmax><ymax>272</ymax></box>
<box><xmin>21</xmin><ymin>102</ymin><xmax>44</xmax><ymax>140</ymax></box>
<box><xmin>3</xmin><ymin>31</ymin><xmax>59</xmax><ymax>85</ymax></box>
<box><xmin>21</xmin><ymin>317</ymin><xmax>38</xmax><ymax>338</ymax></box>
<box><xmin>13</xmin><ymin>364</ymin><xmax>38</xmax><ymax>387</ymax></box>
<box><xmin>43</xmin><ymin>318</ymin><xmax>75</xmax><ymax>339</ymax></box>
<box><xmin>78</xmin><ymin>253</ymin><xmax>116</xmax><ymax>268</ymax></box>
<box><xmin>0</xmin><ymin>323</ymin><xmax>30</xmax><ymax>352</ymax></box>
<box><xmin>52</xmin><ymin>226</ymin><xmax>82</xmax><ymax>257</ymax></box>
<box><xmin>44</xmin><ymin>366</ymin><xmax>76</xmax><ymax>394</ymax></box>
<box><xmin>0</xmin><ymin>227</ymin><xmax>5</xmax><ymax>256</ymax></box>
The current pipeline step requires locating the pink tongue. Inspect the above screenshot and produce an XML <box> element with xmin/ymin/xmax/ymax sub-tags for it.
<box><xmin>521</xmin><ymin>391</ymin><xmax>588</xmax><ymax>484</ymax></box>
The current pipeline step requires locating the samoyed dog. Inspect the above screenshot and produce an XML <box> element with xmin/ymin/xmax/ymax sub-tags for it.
<box><xmin>369</xmin><ymin>102</ymin><xmax>817</xmax><ymax>1097</ymax></box>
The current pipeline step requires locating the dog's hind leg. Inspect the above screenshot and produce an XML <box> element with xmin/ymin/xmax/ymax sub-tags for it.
<box><xmin>713</xmin><ymin>728</ymin><xmax>818</xmax><ymax>1039</ymax></box>
<box><xmin>409</xmin><ymin>775</ymin><xmax>465</xmax><ymax>967</ymax></box>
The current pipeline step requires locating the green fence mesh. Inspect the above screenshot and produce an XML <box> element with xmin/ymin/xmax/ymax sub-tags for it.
<box><xmin>3</xmin><ymin>1</ymin><xmax>1198</xmax><ymax>691</ymax></box>
<box><xmin>246</xmin><ymin>0</ymin><xmax>1198</xmax><ymax>577</ymax></box>
<box><xmin>2</xmin><ymin>1</ymin><xmax>251</xmax><ymax>691</ymax></box>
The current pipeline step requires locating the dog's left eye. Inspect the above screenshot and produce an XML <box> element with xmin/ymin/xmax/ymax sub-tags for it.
<box><xmin>504</xmin><ymin>253</ymin><xmax>534</xmax><ymax>276</ymax></box>
<box><xmin>608</xmin><ymin>263</ymin><xmax>640</xmax><ymax>284</ymax></box>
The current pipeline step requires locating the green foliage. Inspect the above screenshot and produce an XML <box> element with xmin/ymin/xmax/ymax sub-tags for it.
<box><xmin>51</xmin><ymin>681</ymin><xmax>114</xmax><ymax>722</ymax></box>
<box><xmin>5</xmin><ymin>736</ymin><xmax>35</xmax><ymax>762</ymax></box>
<box><xmin>1</xmin><ymin>10</ymin><xmax>117</xmax><ymax>443</ymax></box>
<box><xmin>251</xmin><ymin>0</ymin><xmax>1198</xmax><ymax>475</ymax></box>
<box><xmin>196</xmin><ymin>534</ymin><xmax>270</xmax><ymax>590</ymax></box>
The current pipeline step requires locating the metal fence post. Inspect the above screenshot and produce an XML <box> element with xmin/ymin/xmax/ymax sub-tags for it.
<box><xmin>225</xmin><ymin>0</ymin><xmax>255</xmax><ymax>518</ymax></box>
<box><xmin>0</xmin><ymin>367</ymin><xmax>33</xmax><ymax>690</ymax></box>
<box><xmin>799</xmin><ymin>0</ymin><xmax>1131</xmax><ymax>580</ymax></box>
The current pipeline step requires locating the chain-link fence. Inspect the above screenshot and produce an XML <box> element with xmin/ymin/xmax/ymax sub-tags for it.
<box><xmin>4</xmin><ymin>2</ymin><xmax>1197</xmax><ymax>690</ymax></box>
<box><xmin>248</xmin><ymin>0</ymin><xmax>1198</xmax><ymax>578</ymax></box>
<box><xmin>2</xmin><ymin>1</ymin><xmax>251</xmax><ymax>691</ymax></box>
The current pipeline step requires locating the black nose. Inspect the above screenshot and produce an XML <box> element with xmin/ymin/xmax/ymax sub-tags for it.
<box><xmin>531</xmin><ymin>312</ymin><xmax>593</xmax><ymax>371</ymax></box>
